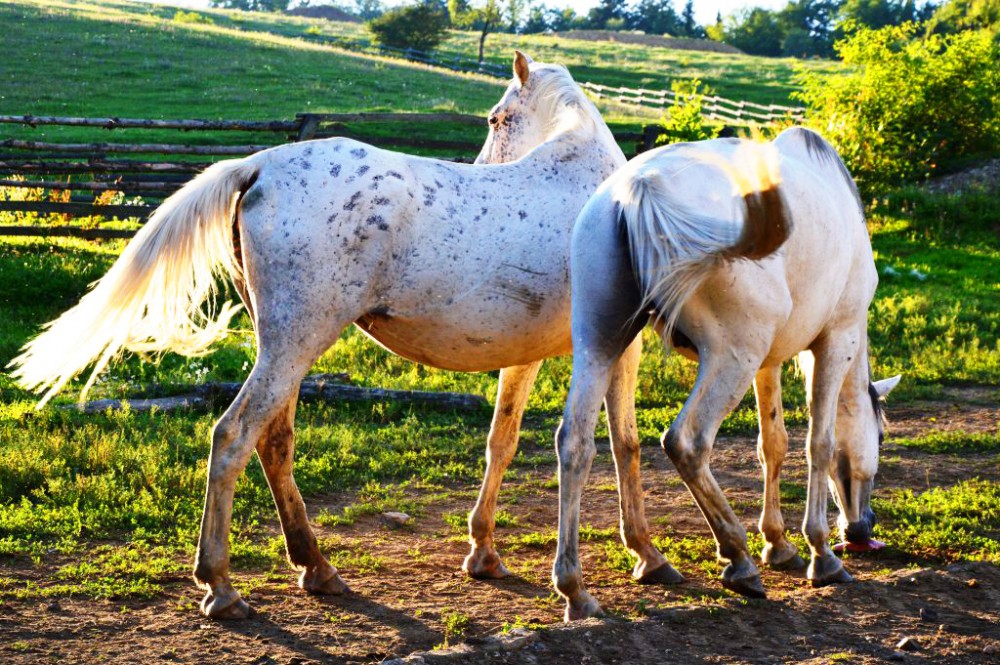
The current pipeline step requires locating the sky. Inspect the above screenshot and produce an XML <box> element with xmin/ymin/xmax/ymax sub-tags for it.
<box><xmin>141</xmin><ymin>0</ymin><xmax>789</xmax><ymax>27</ymax></box>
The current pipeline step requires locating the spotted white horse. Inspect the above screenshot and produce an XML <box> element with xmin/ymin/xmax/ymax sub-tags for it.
<box><xmin>553</xmin><ymin>128</ymin><xmax>900</xmax><ymax>620</ymax></box>
<box><xmin>10</xmin><ymin>53</ymin><xmax>683</xmax><ymax>619</ymax></box>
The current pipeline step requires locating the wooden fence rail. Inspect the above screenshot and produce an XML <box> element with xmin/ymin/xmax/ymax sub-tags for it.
<box><xmin>0</xmin><ymin>112</ymin><xmax>677</xmax><ymax>240</ymax></box>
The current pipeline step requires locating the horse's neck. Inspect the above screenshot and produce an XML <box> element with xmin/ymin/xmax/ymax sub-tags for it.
<box><xmin>528</xmin><ymin>127</ymin><xmax>624</xmax><ymax>179</ymax></box>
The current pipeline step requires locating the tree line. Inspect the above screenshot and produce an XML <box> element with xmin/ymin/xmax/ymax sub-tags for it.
<box><xmin>213</xmin><ymin>0</ymin><xmax>1000</xmax><ymax>58</ymax></box>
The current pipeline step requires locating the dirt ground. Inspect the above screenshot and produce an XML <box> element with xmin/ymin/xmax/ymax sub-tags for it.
<box><xmin>1</xmin><ymin>392</ymin><xmax>998</xmax><ymax>664</ymax></box>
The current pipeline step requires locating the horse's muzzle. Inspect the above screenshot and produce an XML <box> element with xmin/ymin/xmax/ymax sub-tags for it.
<box><xmin>844</xmin><ymin>507</ymin><xmax>877</xmax><ymax>544</ymax></box>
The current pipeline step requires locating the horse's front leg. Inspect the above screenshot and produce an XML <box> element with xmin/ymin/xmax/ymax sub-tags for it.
<box><xmin>257</xmin><ymin>402</ymin><xmax>348</xmax><ymax>596</ymax></box>
<box><xmin>605</xmin><ymin>334</ymin><xmax>684</xmax><ymax>585</ymax></box>
<box><xmin>753</xmin><ymin>365</ymin><xmax>806</xmax><ymax>571</ymax></box>
<box><xmin>464</xmin><ymin>361</ymin><xmax>542</xmax><ymax>579</ymax></box>
<box><xmin>801</xmin><ymin>336</ymin><xmax>856</xmax><ymax>586</ymax></box>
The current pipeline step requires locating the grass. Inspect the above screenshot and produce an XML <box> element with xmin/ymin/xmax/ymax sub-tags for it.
<box><xmin>0</xmin><ymin>0</ymin><xmax>997</xmax><ymax>610</ymax></box>
<box><xmin>873</xmin><ymin>479</ymin><xmax>1000</xmax><ymax>564</ymax></box>
<box><xmin>893</xmin><ymin>430</ymin><xmax>1000</xmax><ymax>455</ymax></box>
<box><xmin>90</xmin><ymin>0</ymin><xmax>832</xmax><ymax>107</ymax></box>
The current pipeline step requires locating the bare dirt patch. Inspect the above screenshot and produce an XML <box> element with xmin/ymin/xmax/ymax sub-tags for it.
<box><xmin>1</xmin><ymin>398</ymin><xmax>997</xmax><ymax>664</ymax></box>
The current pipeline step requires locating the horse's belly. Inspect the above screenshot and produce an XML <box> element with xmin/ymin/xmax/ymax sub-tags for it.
<box><xmin>354</xmin><ymin>311</ymin><xmax>572</xmax><ymax>372</ymax></box>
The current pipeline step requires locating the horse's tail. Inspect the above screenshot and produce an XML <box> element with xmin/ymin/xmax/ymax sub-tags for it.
<box><xmin>10</xmin><ymin>156</ymin><xmax>262</xmax><ymax>407</ymax></box>
<box><xmin>619</xmin><ymin>142</ymin><xmax>791</xmax><ymax>337</ymax></box>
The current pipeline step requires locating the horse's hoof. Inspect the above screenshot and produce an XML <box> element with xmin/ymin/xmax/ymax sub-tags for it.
<box><xmin>462</xmin><ymin>548</ymin><xmax>511</xmax><ymax>580</ymax></box>
<box><xmin>762</xmin><ymin>545</ymin><xmax>807</xmax><ymax>573</ymax></box>
<box><xmin>769</xmin><ymin>553</ymin><xmax>808</xmax><ymax>573</ymax></box>
<box><xmin>201</xmin><ymin>591</ymin><xmax>250</xmax><ymax>620</ymax></box>
<box><xmin>808</xmin><ymin>555</ymin><xmax>854</xmax><ymax>587</ymax></box>
<box><xmin>565</xmin><ymin>592</ymin><xmax>604</xmax><ymax>622</ymax></box>
<box><xmin>721</xmin><ymin>573</ymin><xmax>767</xmax><ymax>599</ymax></box>
<box><xmin>299</xmin><ymin>567</ymin><xmax>350</xmax><ymax>595</ymax></box>
<box><xmin>637</xmin><ymin>561</ymin><xmax>686</xmax><ymax>586</ymax></box>
<box><xmin>761</xmin><ymin>542</ymin><xmax>807</xmax><ymax>572</ymax></box>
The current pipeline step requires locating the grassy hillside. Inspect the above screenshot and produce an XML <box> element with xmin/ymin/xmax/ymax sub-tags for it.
<box><xmin>0</xmin><ymin>0</ymin><xmax>833</xmax><ymax>129</ymax></box>
<box><xmin>0</xmin><ymin>0</ymin><xmax>505</xmax><ymax>121</ymax></box>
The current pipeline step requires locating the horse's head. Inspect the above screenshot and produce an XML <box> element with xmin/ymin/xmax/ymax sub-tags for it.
<box><xmin>830</xmin><ymin>374</ymin><xmax>901</xmax><ymax>546</ymax></box>
<box><xmin>475</xmin><ymin>51</ymin><xmax>595</xmax><ymax>165</ymax></box>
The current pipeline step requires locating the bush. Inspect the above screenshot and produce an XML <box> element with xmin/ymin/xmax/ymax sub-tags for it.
<box><xmin>796</xmin><ymin>23</ymin><xmax>1000</xmax><ymax>196</ymax></box>
<box><xmin>656</xmin><ymin>79</ymin><xmax>722</xmax><ymax>146</ymax></box>
<box><xmin>366</xmin><ymin>3</ymin><xmax>450</xmax><ymax>53</ymax></box>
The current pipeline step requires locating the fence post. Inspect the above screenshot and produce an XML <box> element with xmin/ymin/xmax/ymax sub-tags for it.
<box><xmin>638</xmin><ymin>124</ymin><xmax>661</xmax><ymax>155</ymax></box>
<box><xmin>296</xmin><ymin>114</ymin><xmax>321</xmax><ymax>142</ymax></box>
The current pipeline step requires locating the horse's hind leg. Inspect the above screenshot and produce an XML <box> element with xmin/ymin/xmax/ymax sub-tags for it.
<box><xmin>605</xmin><ymin>335</ymin><xmax>683</xmax><ymax>586</ymax></box>
<box><xmin>256</xmin><ymin>401</ymin><xmax>348</xmax><ymax>596</ymax></box>
<box><xmin>662</xmin><ymin>348</ymin><xmax>765</xmax><ymax>599</ymax></box>
<box><xmin>754</xmin><ymin>365</ymin><xmax>806</xmax><ymax>572</ymax></box>
<box><xmin>194</xmin><ymin>357</ymin><xmax>315</xmax><ymax>619</ymax></box>
<box><xmin>464</xmin><ymin>360</ymin><xmax>543</xmax><ymax>579</ymax></box>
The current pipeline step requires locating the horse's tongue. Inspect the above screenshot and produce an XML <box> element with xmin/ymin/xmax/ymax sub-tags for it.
<box><xmin>833</xmin><ymin>539</ymin><xmax>886</xmax><ymax>553</ymax></box>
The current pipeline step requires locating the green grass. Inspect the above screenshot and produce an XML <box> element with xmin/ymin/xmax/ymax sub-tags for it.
<box><xmin>0</xmin><ymin>0</ymin><xmax>997</xmax><ymax>606</ymax></box>
<box><xmin>893</xmin><ymin>430</ymin><xmax>1000</xmax><ymax>455</ymax></box>
<box><xmin>95</xmin><ymin>0</ymin><xmax>831</xmax><ymax>107</ymax></box>
<box><xmin>873</xmin><ymin>479</ymin><xmax>1000</xmax><ymax>563</ymax></box>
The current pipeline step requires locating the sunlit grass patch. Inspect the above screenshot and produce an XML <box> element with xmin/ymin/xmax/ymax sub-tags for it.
<box><xmin>873</xmin><ymin>479</ymin><xmax>1000</xmax><ymax>563</ymax></box>
<box><xmin>892</xmin><ymin>430</ymin><xmax>1000</xmax><ymax>455</ymax></box>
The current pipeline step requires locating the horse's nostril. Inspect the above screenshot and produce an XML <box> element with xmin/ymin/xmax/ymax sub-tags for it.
<box><xmin>488</xmin><ymin>115</ymin><xmax>499</xmax><ymax>127</ymax></box>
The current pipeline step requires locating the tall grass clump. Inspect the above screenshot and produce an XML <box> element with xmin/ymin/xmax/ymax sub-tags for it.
<box><xmin>796</xmin><ymin>23</ymin><xmax>1000</xmax><ymax>196</ymax></box>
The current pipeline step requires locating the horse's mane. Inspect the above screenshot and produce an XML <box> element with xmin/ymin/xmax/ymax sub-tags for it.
<box><xmin>529</xmin><ymin>64</ymin><xmax>604</xmax><ymax>143</ymax></box>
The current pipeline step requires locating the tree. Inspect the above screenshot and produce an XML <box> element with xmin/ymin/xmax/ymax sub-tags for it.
<box><xmin>680</xmin><ymin>0</ymin><xmax>705</xmax><ymax>37</ymax></box>
<box><xmin>706</xmin><ymin>11</ymin><xmax>725</xmax><ymax>40</ymax></box>
<box><xmin>628</xmin><ymin>0</ymin><xmax>682</xmax><ymax>35</ymax></box>
<box><xmin>546</xmin><ymin>6</ymin><xmax>582</xmax><ymax>31</ymax></box>
<box><xmin>926</xmin><ymin>0</ymin><xmax>1000</xmax><ymax>35</ymax></box>
<box><xmin>449</xmin><ymin>0</ymin><xmax>505</xmax><ymax>62</ymax></box>
<box><xmin>587</xmin><ymin>0</ymin><xmax>627</xmax><ymax>29</ymax></box>
<box><xmin>780</xmin><ymin>0</ymin><xmax>842</xmax><ymax>57</ymax></box>
<box><xmin>523</xmin><ymin>3</ymin><xmax>549</xmax><ymax>32</ymax></box>
<box><xmin>506</xmin><ymin>0</ymin><xmax>527</xmax><ymax>31</ymax></box>
<box><xmin>210</xmin><ymin>0</ymin><xmax>290</xmax><ymax>11</ymax></box>
<box><xmin>354</xmin><ymin>0</ymin><xmax>385</xmax><ymax>21</ymax></box>
<box><xmin>366</xmin><ymin>2</ymin><xmax>451</xmax><ymax>52</ymax></box>
<box><xmin>839</xmin><ymin>0</ymin><xmax>923</xmax><ymax>30</ymax></box>
<box><xmin>724</xmin><ymin>8</ymin><xmax>786</xmax><ymax>55</ymax></box>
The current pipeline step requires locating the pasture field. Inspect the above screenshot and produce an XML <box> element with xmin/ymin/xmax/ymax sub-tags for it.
<box><xmin>0</xmin><ymin>0</ymin><xmax>830</xmax><ymax>138</ymax></box>
<box><xmin>1</xmin><ymin>1</ymin><xmax>998</xmax><ymax>661</ymax></box>
<box><xmin>0</xmin><ymin>187</ymin><xmax>997</xmax><ymax>662</ymax></box>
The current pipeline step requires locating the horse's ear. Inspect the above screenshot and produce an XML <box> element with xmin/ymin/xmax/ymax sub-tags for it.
<box><xmin>872</xmin><ymin>375</ymin><xmax>902</xmax><ymax>398</ymax></box>
<box><xmin>513</xmin><ymin>51</ymin><xmax>532</xmax><ymax>86</ymax></box>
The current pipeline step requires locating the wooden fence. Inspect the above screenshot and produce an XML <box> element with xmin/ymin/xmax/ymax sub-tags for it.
<box><xmin>0</xmin><ymin>113</ymin><xmax>659</xmax><ymax>239</ymax></box>
<box><xmin>579</xmin><ymin>82</ymin><xmax>805</xmax><ymax>123</ymax></box>
<box><xmin>298</xmin><ymin>34</ymin><xmax>806</xmax><ymax>124</ymax></box>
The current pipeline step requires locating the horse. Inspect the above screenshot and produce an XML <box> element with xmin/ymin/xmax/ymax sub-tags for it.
<box><xmin>551</xmin><ymin>127</ymin><xmax>900</xmax><ymax>620</ymax></box>
<box><xmin>10</xmin><ymin>52</ymin><xmax>682</xmax><ymax>620</ymax></box>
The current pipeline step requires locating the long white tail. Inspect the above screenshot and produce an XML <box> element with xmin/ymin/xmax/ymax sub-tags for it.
<box><xmin>10</xmin><ymin>157</ymin><xmax>261</xmax><ymax>406</ymax></box>
<box><xmin>619</xmin><ymin>142</ymin><xmax>791</xmax><ymax>336</ymax></box>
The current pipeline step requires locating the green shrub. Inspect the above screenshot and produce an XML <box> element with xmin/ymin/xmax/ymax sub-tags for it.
<box><xmin>656</xmin><ymin>79</ymin><xmax>722</xmax><ymax>146</ymax></box>
<box><xmin>366</xmin><ymin>3</ymin><xmax>451</xmax><ymax>53</ymax></box>
<box><xmin>796</xmin><ymin>23</ymin><xmax>1000</xmax><ymax>195</ymax></box>
<box><xmin>172</xmin><ymin>10</ymin><xmax>214</xmax><ymax>25</ymax></box>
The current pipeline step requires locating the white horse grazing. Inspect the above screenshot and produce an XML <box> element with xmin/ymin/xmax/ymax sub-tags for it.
<box><xmin>10</xmin><ymin>53</ymin><xmax>682</xmax><ymax>619</ymax></box>
<box><xmin>552</xmin><ymin>127</ymin><xmax>900</xmax><ymax>620</ymax></box>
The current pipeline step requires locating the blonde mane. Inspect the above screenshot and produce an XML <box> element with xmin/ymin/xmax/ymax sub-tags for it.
<box><xmin>529</xmin><ymin>64</ymin><xmax>604</xmax><ymax>143</ymax></box>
